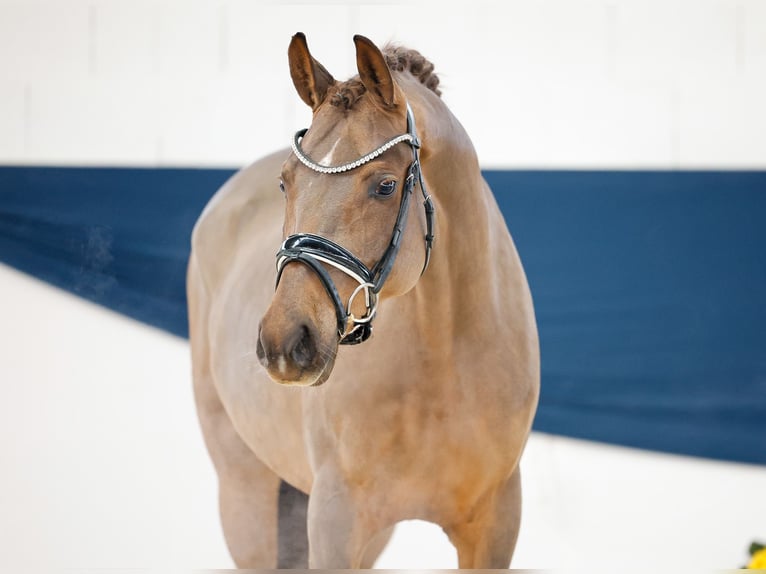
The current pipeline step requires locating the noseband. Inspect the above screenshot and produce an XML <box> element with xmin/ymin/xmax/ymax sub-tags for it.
<box><xmin>276</xmin><ymin>103</ymin><xmax>435</xmax><ymax>345</ymax></box>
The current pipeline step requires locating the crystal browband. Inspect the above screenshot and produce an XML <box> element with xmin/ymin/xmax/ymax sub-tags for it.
<box><xmin>291</xmin><ymin>130</ymin><xmax>416</xmax><ymax>175</ymax></box>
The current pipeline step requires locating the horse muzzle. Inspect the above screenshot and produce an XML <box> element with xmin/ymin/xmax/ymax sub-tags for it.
<box><xmin>256</xmin><ymin>304</ymin><xmax>338</xmax><ymax>387</ymax></box>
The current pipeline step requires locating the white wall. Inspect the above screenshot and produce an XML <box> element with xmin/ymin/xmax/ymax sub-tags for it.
<box><xmin>1</xmin><ymin>0</ymin><xmax>764</xmax><ymax>169</ymax></box>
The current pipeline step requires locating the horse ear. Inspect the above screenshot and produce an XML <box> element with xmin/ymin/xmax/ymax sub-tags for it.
<box><xmin>353</xmin><ymin>35</ymin><xmax>400</xmax><ymax>109</ymax></box>
<box><xmin>288</xmin><ymin>32</ymin><xmax>335</xmax><ymax>111</ymax></box>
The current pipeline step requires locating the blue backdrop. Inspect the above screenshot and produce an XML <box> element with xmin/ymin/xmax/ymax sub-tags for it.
<box><xmin>1</xmin><ymin>166</ymin><xmax>764</xmax><ymax>465</ymax></box>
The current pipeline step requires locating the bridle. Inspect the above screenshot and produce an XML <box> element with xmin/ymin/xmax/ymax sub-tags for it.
<box><xmin>276</xmin><ymin>102</ymin><xmax>435</xmax><ymax>345</ymax></box>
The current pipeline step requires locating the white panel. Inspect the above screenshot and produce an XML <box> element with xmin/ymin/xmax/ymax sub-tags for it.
<box><xmin>226</xmin><ymin>2</ymin><xmax>357</xmax><ymax>82</ymax></box>
<box><xmin>0</xmin><ymin>0</ymin><xmax>90</xmax><ymax>81</ymax></box>
<box><xmin>486</xmin><ymin>80</ymin><xmax>675</xmax><ymax>169</ymax></box>
<box><xmin>154</xmin><ymin>3</ymin><xmax>358</xmax><ymax>165</ymax></box>
<box><xmin>742</xmin><ymin>0</ymin><xmax>766</xmax><ymax>79</ymax></box>
<box><xmin>25</xmin><ymin>76</ymin><xmax>161</xmax><ymax>165</ymax></box>
<box><xmin>674</xmin><ymin>1</ymin><xmax>739</xmax><ymax>82</ymax></box>
<box><xmin>0</xmin><ymin>0</ymin><xmax>764</xmax><ymax>167</ymax></box>
<box><xmin>93</xmin><ymin>0</ymin><xmax>158</xmax><ymax>77</ymax></box>
<box><xmin>673</xmin><ymin>1</ymin><xmax>766</xmax><ymax>167</ymax></box>
<box><xmin>678</xmin><ymin>76</ymin><xmax>766</xmax><ymax>167</ymax></box>
<box><xmin>356</xmin><ymin>1</ymin><xmax>678</xmax><ymax>168</ymax></box>
<box><xmin>0</xmin><ymin>82</ymin><xmax>26</xmax><ymax>162</ymax></box>
<box><xmin>155</xmin><ymin>0</ymin><xmax>222</xmax><ymax>78</ymax></box>
<box><xmin>225</xmin><ymin>2</ymin><xmax>355</xmax><ymax>137</ymax></box>
<box><xmin>155</xmin><ymin>73</ymin><xmax>277</xmax><ymax>166</ymax></box>
<box><xmin>612</xmin><ymin>0</ymin><xmax>738</xmax><ymax>87</ymax></box>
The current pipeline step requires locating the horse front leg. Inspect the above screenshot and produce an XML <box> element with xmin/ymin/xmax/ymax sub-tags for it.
<box><xmin>307</xmin><ymin>468</ymin><xmax>379</xmax><ymax>568</ymax></box>
<box><xmin>194</xmin><ymin>369</ymin><xmax>284</xmax><ymax>567</ymax></box>
<box><xmin>445</xmin><ymin>467</ymin><xmax>523</xmax><ymax>568</ymax></box>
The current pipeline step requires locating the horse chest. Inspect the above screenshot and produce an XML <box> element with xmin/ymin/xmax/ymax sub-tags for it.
<box><xmin>209</xmin><ymin>268</ymin><xmax>532</xmax><ymax>507</ymax></box>
<box><xmin>303</xmin><ymin>360</ymin><xmax>520</xmax><ymax>492</ymax></box>
<box><xmin>302</xmin><ymin>382</ymin><xmax>513</xmax><ymax>523</ymax></box>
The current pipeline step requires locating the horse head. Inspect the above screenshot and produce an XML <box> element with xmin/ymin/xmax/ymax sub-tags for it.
<box><xmin>256</xmin><ymin>33</ymin><xmax>435</xmax><ymax>387</ymax></box>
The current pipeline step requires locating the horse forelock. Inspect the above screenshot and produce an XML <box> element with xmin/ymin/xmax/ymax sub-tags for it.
<box><xmin>329</xmin><ymin>44</ymin><xmax>441</xmax><ymax>111</ymax></box>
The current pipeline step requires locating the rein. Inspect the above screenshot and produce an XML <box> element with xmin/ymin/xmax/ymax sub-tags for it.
<box><xmin>276</xmin><ymin>102</ymin><xmax>435</xmax><ymax>345</ymax></box>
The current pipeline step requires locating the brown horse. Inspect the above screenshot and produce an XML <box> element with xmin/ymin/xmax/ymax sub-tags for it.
<box><xmin>187</xmin><ymin>33</ymin><xmax>539</xmax><ymax>568</ymax></box>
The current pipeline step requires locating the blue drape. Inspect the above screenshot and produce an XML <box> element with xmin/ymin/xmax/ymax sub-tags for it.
<box><xmin>1</xmin><ymin>166</ymin><xmax>764</xmax><ymax>465</ymax></box>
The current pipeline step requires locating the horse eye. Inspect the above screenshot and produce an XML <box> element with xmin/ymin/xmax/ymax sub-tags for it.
<box><xmin>375</xmin><ymin>179</ymin><xmax>397</xmax><ymax>197</ymax></box>
<box><xmin>279</xmin><ymin>180</ymin><xmax>286</xmax><ymax>194</ymax></box>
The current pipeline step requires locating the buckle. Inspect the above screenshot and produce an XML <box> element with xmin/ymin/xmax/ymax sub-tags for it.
<box><xmin>339</xmin><ymin>321</ymin><xmax>373</xmax><ymax>345</ymax></box>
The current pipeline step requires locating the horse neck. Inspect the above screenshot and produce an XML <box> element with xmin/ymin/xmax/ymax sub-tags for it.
<box><xmin>411</xmin><ymin>89</ymin><xmax>491</xmax><ymax>233</ymax></box>
<box><xmin>405</xmin><ymin>88</ymin><xmax>508</xmax><ymax>336</ymax></box>
<box><xmin>416</xmin><ymin>92</ymin><xmax>498</xmax><ymax>255</ymax></box>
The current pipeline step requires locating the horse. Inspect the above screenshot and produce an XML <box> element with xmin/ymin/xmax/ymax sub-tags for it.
<box><xmin>187</xmin><ymin>32</ymin><xmax>539</xmax><ymax>569</ymax></box>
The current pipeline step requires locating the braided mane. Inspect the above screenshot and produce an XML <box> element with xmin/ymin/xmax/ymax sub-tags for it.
<box><xmin>330</xmin><ymin>44</ymin><xmax>441</xmax><ymax>110</ymax></box>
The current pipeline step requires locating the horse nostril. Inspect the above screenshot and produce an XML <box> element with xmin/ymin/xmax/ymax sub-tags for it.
<box><xmin>256</xmin><ymin>324</ymin><xmax>267</xmax><ymax>365</ymax></box>
<box><xmin>290</xmin><ymin>325</ymin><xmax>316</xmax><ymax>370</ymax></box>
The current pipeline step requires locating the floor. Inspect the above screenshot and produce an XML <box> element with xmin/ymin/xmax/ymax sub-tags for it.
<box><xmin>1</xmin><ymin>262</ymin><xmax>763</xmax><ymax>570</ymax></box>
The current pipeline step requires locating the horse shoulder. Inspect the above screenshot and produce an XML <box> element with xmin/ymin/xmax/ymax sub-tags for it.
<box><xmin>453</xmin><ymin>178</ymin><xmax>540</xmax><ymax>437</ymax></box>
<box><xmin>190</xmin><ymin>148</ymin><xmax>289</xmax><ymax>298</ymax></box>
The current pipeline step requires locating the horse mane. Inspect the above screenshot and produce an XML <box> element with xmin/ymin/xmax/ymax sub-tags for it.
<box><xmin>330</xmin><ymin>44</ymin><xmax>441</xmax><ymax>110</ymax></box>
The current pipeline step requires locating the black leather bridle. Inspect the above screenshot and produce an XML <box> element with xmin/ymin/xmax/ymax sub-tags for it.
<box><xmin>276</xmin><ymin>102</ymin><xmax>435</xmax><ymax>345</ymax></box>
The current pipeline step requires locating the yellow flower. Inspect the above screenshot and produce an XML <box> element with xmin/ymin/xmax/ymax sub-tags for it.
<box><xmin>749</xmin><ymin>548</ymin><xmax>766</xmax><ymax>569</ymax></box>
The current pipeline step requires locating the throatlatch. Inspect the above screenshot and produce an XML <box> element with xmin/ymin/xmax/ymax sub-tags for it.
<box><xmin>276</xmin><ymin>102</ymin><xmax>435</xmax><ymax>345</ymax></box>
